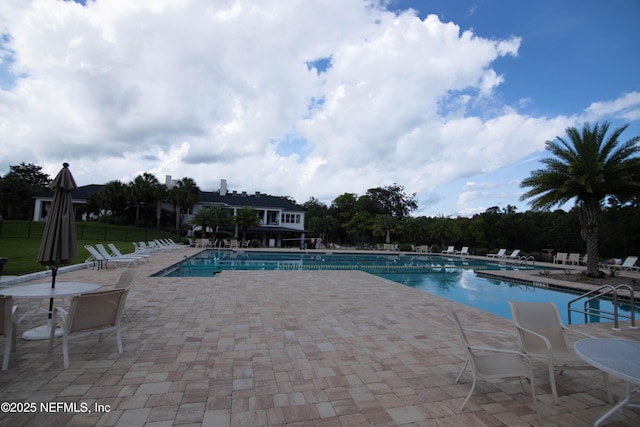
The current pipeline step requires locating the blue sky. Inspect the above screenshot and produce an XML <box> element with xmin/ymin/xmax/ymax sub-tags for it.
<box><xmin>0</xmin><ymin>0</ymin><xmax>638</xmax><ymax>217</ymax></box>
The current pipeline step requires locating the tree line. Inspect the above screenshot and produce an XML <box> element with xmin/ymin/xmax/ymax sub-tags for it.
<box><xmin>1</xmin><ymin>122</ymin><xmax>638</xmax><ymax>265</ymax></box>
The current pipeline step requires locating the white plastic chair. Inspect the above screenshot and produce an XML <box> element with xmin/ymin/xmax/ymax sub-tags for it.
<box><xmin>508</xmin><ymin>301</ymin><xmax>612</xmax><ymax>405</ymax></box>
<box><xmin>1</xmin><ymin>295</ymin><xmax>17</xmax><ymax>370</ymax></box>
<box><xmin>113</xmin><ymin>269</ymin><xmax>140</xmax><ymax>321</ymax></box>
<box><xmin>447</xmin><ymin>307</ymin><xmax>536</xmax><ymax>410</ymax></box>
<box><xmin>49</xmin><ymin>288</ymin><xmax>128</xmax><ymax>369</ymax></box>
<box><xmin>108</xmin><ymin>243</ymin><xmax>149</xmax><ymax>262</ymax></box>
<box><xmin>487</xmin><ymin>248</ymin><xmax>506</xmax><ymax>258</ymax></box>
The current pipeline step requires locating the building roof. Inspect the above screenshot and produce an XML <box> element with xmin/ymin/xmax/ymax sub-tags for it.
<box><xmin>37</xmin><ymin>185</ymin><xmax>304</xmax><ymax>212</ymax></box>
<box><xmin>198</xmin><ymin>191</ymin><xmax>303</xmax><ymax>211</ymax></box>
<box><xmin>36</xmin><ymin>184</ymin><xmax>103</xmax><ymax>201</ymax></box>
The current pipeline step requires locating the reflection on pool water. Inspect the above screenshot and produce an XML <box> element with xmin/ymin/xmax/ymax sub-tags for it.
<box><xmin>161</xmin><ymin>250</ymin><xmax>637</xmax><ymax>325</ymax></box>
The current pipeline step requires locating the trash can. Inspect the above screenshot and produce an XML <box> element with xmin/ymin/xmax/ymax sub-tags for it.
<box><xmin>0</xmin><ymin>257</ymin><xmax>7</xmax><ymax>280</ymax></box>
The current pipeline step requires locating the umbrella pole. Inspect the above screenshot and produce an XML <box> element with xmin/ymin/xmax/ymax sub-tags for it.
<box><xmin>48</xmin><ymin>266</ymin><xmax>58</xmax><ymax>319</ymax></box>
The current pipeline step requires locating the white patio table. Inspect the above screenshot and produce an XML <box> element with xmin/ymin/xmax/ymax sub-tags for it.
<box><xmin>575</xmin><ymin>338</ymin><xmax>640</xmax><ymax>427</ymax></box>
<box><xmin>0</xmin><ymin>282</ymin><xmax>101</xmax><ymax>340</ymax></box>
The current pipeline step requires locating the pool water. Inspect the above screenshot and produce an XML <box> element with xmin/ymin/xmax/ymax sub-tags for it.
<box><xmin>163</xmin><ymin>250</ymin><xmax>637</xmax><ymax>325</ymax></box>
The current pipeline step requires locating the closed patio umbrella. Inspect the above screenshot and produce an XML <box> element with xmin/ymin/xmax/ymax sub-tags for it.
<box><xmin>37</xmin><ymin>163</ymin><xmax>78</xmax><ymax>318</ymax></box>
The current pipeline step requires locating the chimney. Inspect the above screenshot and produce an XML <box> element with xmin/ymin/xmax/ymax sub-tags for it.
<box><xmin>220</xmin><ymin>179</ymin><xmax>227</xmax><ymax>196</ymax></box>
<box><xmin>255</xmin><ymin>191</ymin><xmax>260</xmax><ymax>198</ymax></box>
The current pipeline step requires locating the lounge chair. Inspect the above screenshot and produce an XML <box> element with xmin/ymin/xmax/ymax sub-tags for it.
<box><xmin>1</xmin><ymin>296</ymin><xmax>17</xmax><ymax>370</ymax></box>
<box><xmin>132</xmin><ymin>242</ymin><xmax>150</xmax><ymax>255</ymax></box>
<box><xmin>508</xmin><ymin>301</ymin><xmax>612</xmax><ymax>405</ymax></box>
<box><xmin>107</xmin><ymin>243</ymin><xmax>149</xmax><ymax>263</ymax></box>
<box><xmin>165</xmin><ymin>238</ymin><xmax>187</xmax><ymax>249</ymax></box>
<box><xmin>138</xmin><ymin>241</ymin><xmax>160</xmax><ymax>253</ymax></box>
<box><xmin>447</xmin><ymin>307</ymin><xmax>536</xmax><ymax>410</ymax></box>
<box><xmin>96</xmin><ymin>244</ymin><xmax>139</xmax><ymax>266</ymax></box>
<box><xmin>567</xmin><ymin>253</ymin><xmax>580</xmax><ymax>265</ymax></box>
<box><xmin>49</xmin><ymin>288</ymin><xmax>129</xmax><ymax>369</ymax></box>
<box><xmin>506</xmin><ymin>249</ymin><xmax>521</xmax><ymax>259</ymax></box>
<box><xmin>579</xmin><ymin>254</ymin><xmax>588</xmax><ymax>265</ymax></box>
<box><xmin>618</xmin><ymin>256</ymin><xmax>639</xmax><ymax>271</ymax></box>
<box><xmin>84</xmin><ymin>245</ymin><xmax>136</xmax><ymax>269</ymax></box>
<box><xmin>553</xmin><ymin>252</ymin><xmax>568</xmax><ymax>264</ymax></box>
<box><xmin>455</xmin><ymin>247</ymin><xmax>469</xmax><ymax>255</ymax></box>
<box><xmin>441</xmin><ymin>246</ymin><xmax>455</xmax><ymax>254</ymax></box>
<box><xmin>487</xmin><ymin>249</ymin><xmax>506</xmax><ymax>258</ymax></box>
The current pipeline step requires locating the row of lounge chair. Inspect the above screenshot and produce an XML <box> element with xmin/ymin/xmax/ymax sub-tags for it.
<box><xmin>85</xmin><ymin>243</ymin><xmax>149</xmax><ymax>269</ymax></box>
<box><xmin>85</xmin><ymin>239</ymin><xmax>185</xmax><ymax>269</ymax></box>
<box><xmin>133</xmin><ymin>239</ymin><xmax>185</xmax><ymax>254</ymax></box>
<box><xmin>487</xmin><ymin>248</ymin><xmax>522</xmax><ymax>259</ymax></box>
<box><xmin>553</xmin><ymin>252</ymin><xmax>640</xmax><ymax>271</ymax></box>
<box><xmin>441</xmin><ymin>246</ymin><xmax>469</xmax><ymax>255</ymax></box>
<box><xmin>191</xmin><ymin>238</ymin><xmax>249</xmax><ymax>249</ymax></box>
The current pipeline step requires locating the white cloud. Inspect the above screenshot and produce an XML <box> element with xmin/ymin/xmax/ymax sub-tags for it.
<box><xmin>0</xmin><ymin>1</ymin><xmax>636</xmax><ymax>217</ymax></box>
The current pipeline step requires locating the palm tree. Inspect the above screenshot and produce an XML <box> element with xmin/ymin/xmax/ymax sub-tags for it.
<box><xmin>521</xmin><ymin>122</ymin><xmax>640</xmax><ymax>277</ymax></box>
<box><xmin>428</xmin><ymin>215</ymin><xmax>462</xmax><ymax>249</ymax></box>
<box><xmin>130</xmin><ymin>173</ymin><xmax>159</xmax><ymax>227</ymax></box>
<box><xmin>372</xmin><ymin>214</ymin><xmax>399</xmax><ymax>244</ymax></box>
<box><xmin>190</xmin><ymin>206</ymin><xmax>218</xmax><ymax>238</ymax></box>
<box><xmin>308</xmin><ymin>215</ymin><xmax>338</xmax><ymax>244</ymax></box>
<box><xmin>100</xmin><ymin>180</ymin><xmax>129</xmax><ymax>217</ymax></box>
<box><xmin>168</xmin><ymin>177</ymin><xmax>200</xmax><ymax>235</ymax></box>
<box><xmin>153</xmin><ymin>182</ymin><xmax>168</xmax><ymax>230</ymax></box>
<box><xmin>233</xmin><ymin>206</ymin><xmax>260</xmax><ymax>241</ymax></box>
<box><xmin>201</xmin><ymin>205</ymin><xmax>231</xmax><ymax>241</ymax></box>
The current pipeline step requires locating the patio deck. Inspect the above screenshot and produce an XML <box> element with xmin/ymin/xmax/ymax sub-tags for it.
<box><xmin>0</xmin><ymin>248</ymin><xmax>638</xmax><ymax>426</ymax></box>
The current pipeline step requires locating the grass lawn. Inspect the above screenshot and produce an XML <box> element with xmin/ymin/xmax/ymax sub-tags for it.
<box><xmin>0</xmin><ymin>220</ymin><xmax>180</xmax><ymax>276</ymax></box>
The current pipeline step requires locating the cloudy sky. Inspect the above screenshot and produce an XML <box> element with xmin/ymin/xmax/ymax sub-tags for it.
<box><xmin>1</xmin><ymin>0</ymin><xmax>639</xmax><ymax>217</ymax></box>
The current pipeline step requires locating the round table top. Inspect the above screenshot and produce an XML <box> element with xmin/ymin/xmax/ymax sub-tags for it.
<box><xmin>0</xmin><ymin>282</ymin><xmax>101</xmax><ymax>298</ymax></box>
<box><xmin>575</xmin><ymin>338</ymin><xmax>640</xmax><ymax>385</ymax></box>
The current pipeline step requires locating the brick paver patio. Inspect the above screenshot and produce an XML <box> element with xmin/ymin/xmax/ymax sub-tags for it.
<box><xmin>0</xmin><ymin>248</ymin><xmax>638</xmax><ymax>426</ymax></box>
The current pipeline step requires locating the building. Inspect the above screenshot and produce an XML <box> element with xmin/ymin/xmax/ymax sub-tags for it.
<box><xmin>186</xmin><ymin>179</ymin><xmax>308</xmax><ymax>247</ymax></box>
<box><xmin>32</xmin><ymin>184</ymin><xmax>103</xmax><ymax>223</ymax></box>
<box><xmin>32</xmin><ymin>178</ymin><xmax>308</xmax><ymax>248</ymax></box>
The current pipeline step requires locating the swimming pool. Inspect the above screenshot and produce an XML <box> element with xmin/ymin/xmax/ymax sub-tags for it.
<box><xmin>161</xmin><ymin>250</ymin><xmax>637</xmax><ymax>325</ymax></box>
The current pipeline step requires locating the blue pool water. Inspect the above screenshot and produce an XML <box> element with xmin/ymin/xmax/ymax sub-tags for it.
<box><xmin>162</xmin><ymin>250</ymin><xmax>637</xmax><ymax>325</ymax></box>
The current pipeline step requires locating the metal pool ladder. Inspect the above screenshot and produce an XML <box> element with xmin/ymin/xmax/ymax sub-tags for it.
<box><xmin>568</xmin><ymin>284</ymin><xmax>637</xmax><ymax>330</ymax></box>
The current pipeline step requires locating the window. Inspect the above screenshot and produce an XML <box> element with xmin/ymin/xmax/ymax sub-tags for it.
<box><xmin>281</xmin><ymin>213</ymin><xmax>300</xmax><ymax>224</ymax></box>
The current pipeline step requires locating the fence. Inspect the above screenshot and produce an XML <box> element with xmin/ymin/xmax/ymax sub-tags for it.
<box><xmin>0</xmin><ymin>220</ymin><xmax>174</xmax><ymax>242</ymax></box>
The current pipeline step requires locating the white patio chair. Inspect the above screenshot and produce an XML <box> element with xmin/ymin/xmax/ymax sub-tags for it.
<box><xmin>506</xmin><ymin>249</ymin><xmax>521</xmax><ymax>259</ymax></box>
<box><xmin>113</xmin><ymin>269</ymin><xmax>139</xmax><ymax>321</ymax></box>
<box><xmin>49</xmin><ymin>288</ymin><xmax>128</xmax><ymax>369</ymax></box>
<box><xmin>455</xmin><ymin>247</ymin><xmax>469</xmax><ymax>255</ymax></box>
<box><xmin>487</xmin><ymin>249</ymin><xmax>506</xmax><ymax>258</ymax></box>
<box><xmin>1</xmin><ymin>295</ymin><xmax>17</xmax><ymax>370</ymax></box>
<box><xmin>447</xmin><ymin>306</ymin><xmax>536</xmax><ymax>410</ymax></box>
<box><xmin>508</xmin><ymin>301</ymin><xmax>612</xmax><ymax>405</ymax></box>
<box><xmin>567</xmin><ymin>253</ymin><xmax>580</xmax><ymax>265</ymax></box>
<box><xmin>553</xmin><ymin>252</ymin><xmax>568</xmax><ymax>264</ymax></box>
